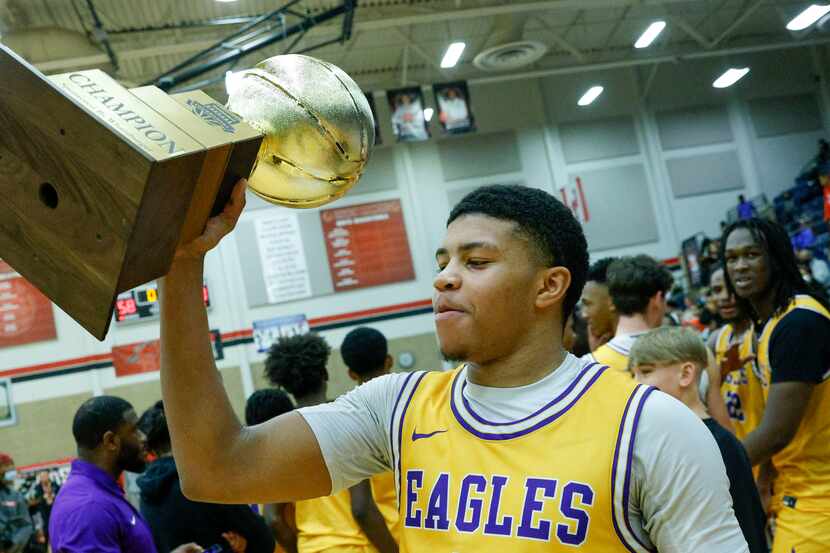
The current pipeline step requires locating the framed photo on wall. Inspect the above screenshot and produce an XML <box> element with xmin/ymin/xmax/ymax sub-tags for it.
<box><xmin>387</xmin><ymin>86</ymin><xmax>429</xmax><ymax>142</ymax></box>
<box><xmin>0</xmin><ymin>378</ymin><xmax>16</xmax><ymax>428</ymax></box>
<box><xmin>433</xmin><ymin>81</ymin><xmax>476</xmax><ymax>134</ymax></box>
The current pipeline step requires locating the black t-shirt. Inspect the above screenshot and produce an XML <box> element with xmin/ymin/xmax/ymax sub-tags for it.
<box><xmin>703</xmin><ymin>418</ymin><xmax>767</xmax><ymax>553</ymax></box>
<box><xmin>769</xmin><ymin>309</ymin><xmax>830</xmax><ymax>383</ymax></box>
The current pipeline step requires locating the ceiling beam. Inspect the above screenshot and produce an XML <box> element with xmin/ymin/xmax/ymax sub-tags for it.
<box><xmin>710</xmin><ymin>0</ymin><xmax>765</xmax><ymax>48</ymax></box>
<box><xmin>533</xmin><ymin>16</ymin><xmax>586</xmax><ymax>62</ymax></box>
<box><xmin>670</xmin><ymin>15</ymin><xmax>714</xmax><ymax>49</ymax></box>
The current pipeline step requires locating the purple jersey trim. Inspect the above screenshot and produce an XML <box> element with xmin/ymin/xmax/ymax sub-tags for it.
<box><xmin>450</xmin><ymin>365</ymin><xmax>607</xmax><ymax>440</ymax></box>
<box><xmin>458</xmin><ymin>362</ymin><xmax>597</xmax><ymax>427</ymax></box>
<box><xmin>389</xmin><ymin>371</ymin><xmax>419</xmax><ymax>481</ymax></box>
<box><xmin>610</xmin><ymin>385</ymin><xmax>657</xmax><ymax>553</ymax></box>
<box><xmin>396</xmin><ymin>371</ymin><xmax>428</xmax><ymax>506</ymax></box>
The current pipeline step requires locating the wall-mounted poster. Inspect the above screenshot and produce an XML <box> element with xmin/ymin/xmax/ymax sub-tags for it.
<box><xmin>0</xmin><ymin>378</ymin><xmax>16</xmax><ymax>428</ymax></box>
<box><xmin>253</xmin><ymin>314</ymin><xmax>310</xmax><ymax>353</ymax></box>
<box><xmin>365</xmin><ymin>92</ymin><xmax>382</xmax><ymax>145</ymax></box>
<box><xmin>433</xmin><ymin>81</ymin><xmax>475</xmax><ymax>134</ymax></box>
<box><xmin>387</xmin><ymin>87</ymin><xmax>429</xmax><ymax>142</ymax></box>
<box><xmin>113</xmin><ymin>330</ymin><xmax>223</xmax><ymax>377</ymax></box>
<box><xmin>0</xmin><ymin>261</ymin><xmax>56</xmax><ymax>348</ymax></box>
<box><xmin>254</xmin><ymin>212</ymin><xmax>313</xmax><ymax>304</ymax></box>
<box><xmin>320</xmin><ymin>200</ymin><xmax>415</xmax><ymax>292</ymax></box>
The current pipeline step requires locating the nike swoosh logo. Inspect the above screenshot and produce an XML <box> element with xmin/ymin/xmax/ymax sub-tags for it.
<box><xmin>412</xmin><ymin>429</ymin><xmax>447</xmax><ymax>442</ymax></box>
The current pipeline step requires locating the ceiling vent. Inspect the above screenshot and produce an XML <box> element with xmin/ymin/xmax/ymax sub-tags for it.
<box><xmin>473</xmin><ymin>40</ymin><xmax>548</xmax><ymax>71</ymax></box>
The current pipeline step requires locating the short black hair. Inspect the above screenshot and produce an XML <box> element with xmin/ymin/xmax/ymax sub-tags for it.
<box><xmin>138</xmin><ymin>400</ymin><xmax>170</xmax><ymax>455</ymax></box>
<box><xmin>607</xmin><ymin>255</ymin><xmax>673</xmax><ymax>316</ymax></box>
<box><xmin>264</xmin><ymin>333</ymin><xmax>331</xmax><ymax>400</ymax></box>
<box><xmin>245</xmin><ymin>389</ymin><xmax>295</xmax><ymax>426</ymax></box>
<box><xmin>587</xmin><ymin>257</ymin><xmax>617</xmax><ymax>285</ymax></box>
<box><xmin>72</xmin><ymin>396</ymin><xmax>134</xmax><ymax>450</ymax></box>
<box><xmin>341</xmin><ymin>327</ymin><xmax>388</xmax><ymax>376</ymax></box>
<box><xmin>447</xmin><ymin>184</ymin><xmax>589</xmax><ymax>321</ymax></box>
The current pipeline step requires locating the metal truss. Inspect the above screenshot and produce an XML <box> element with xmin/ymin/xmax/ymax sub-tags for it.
<box><xmin>144</xmin><ymin>0</ymin><xmax>357</xmax><ymax>92</ymax></box>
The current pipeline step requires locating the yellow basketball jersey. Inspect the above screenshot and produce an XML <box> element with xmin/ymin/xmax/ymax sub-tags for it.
<box><xmin>393</xmin><ymin>363</ymin><xmax>654</xmax><ymax>552</ymax></box>
<box><xmin>370</xmin><ymin>472</ymin><xmax>401</xmax><ymax>542</ymax></box>
<box><xmin>757</xmin><ymin>294</ymin><xmax>830</xmax><ymax>510</ymax></box>
<box><xmin>590</xmin><ymin>344</ymin><xmax>629</xmax><ymax>372</ymax></box>
<box><xmin>294</xmin><ymin>490</ymin><xmax>379</xmax><ymax>553</ymax></box>
<box><xmin>715</xmin><ymin>324</ymin><xmax>765</xmax><ymax>441</ymax></box>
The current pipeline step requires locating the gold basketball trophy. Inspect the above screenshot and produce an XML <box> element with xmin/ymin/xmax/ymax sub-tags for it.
<box><xmin>0</xmin><ymin>45</ymin><xmax>375</xmax><ymax>339</ymax></box>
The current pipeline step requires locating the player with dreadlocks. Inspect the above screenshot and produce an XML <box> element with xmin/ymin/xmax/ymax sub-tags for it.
<box><xmin>722</xmin><ymin>217</ymin><xmax>830</xmax><ymax>553</ymax></box>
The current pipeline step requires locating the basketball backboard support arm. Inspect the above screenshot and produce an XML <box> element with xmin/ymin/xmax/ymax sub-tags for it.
<box><xmin>145</xmin><ymin>0</ymin><xmax>358</xmax><ymax>92</ymax></box>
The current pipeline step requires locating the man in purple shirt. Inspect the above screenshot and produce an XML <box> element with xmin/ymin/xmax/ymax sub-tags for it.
<box><xmin>49</xmin><ymin>396</ymin><xmax>201</xmax><ymax>553</ymax></box>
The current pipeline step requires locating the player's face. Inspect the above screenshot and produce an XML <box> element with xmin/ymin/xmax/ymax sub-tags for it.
<box><xmin>632</xmin><ymin>363</ymin><xmax>683</xmax><ymax>399</ymax></box>
<box><xmin>434</xmin><ymin>215</ymin><xmax>545</xmax><ymax>364</ymax></box>
<box><xmin>581</xmin><ymin>281</ymin><xmax>615</xmax><ymax>338</ymax></box>
<box><xmin>710</xmin><ymin>268</ymin><xmax>739</xmax><ymax>321</ymax></box>
<box><xmin>724</xmin><ymin>228</ymin><xmax>770</xmax><ymax>301</ymax></box>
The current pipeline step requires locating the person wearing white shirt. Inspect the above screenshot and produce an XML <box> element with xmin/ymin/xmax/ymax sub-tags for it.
<box><xmin>158</xmin><ymin>181</ymin><xmax>749</xmax><ymax>552</ymax></box>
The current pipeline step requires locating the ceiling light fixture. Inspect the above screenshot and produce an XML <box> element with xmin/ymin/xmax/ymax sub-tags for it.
<box><xmin>440</xmin><ymin>42</ymin><xmax>466</xmax><ymax>68</ymax></box>
<box><xmin>786</xmin><ymin>4</ymin><xmax>830</xmax><ymax>31</ymax></box>
<box><xmin>712</xmin><ymin>67</ymin><xmax>750</xmax><ymax>88</ymax></box>
<box><xmin>577</xmin><ymin>86</ymin><xmax>604</xmax><ymax>106</ymax></box>
<box><xmin>634</xmin><ymin>21</ymin><xmax>666</xmax><ymax>48</ymax></box>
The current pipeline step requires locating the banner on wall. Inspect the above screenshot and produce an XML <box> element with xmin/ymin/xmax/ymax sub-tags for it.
<box><xmin>559</xmin><ymin>177</ymin><xmax>590</xmax><ymax>224</ymax></box>
<box><xmin>112</xmin><ymin>330</ymin><xmax>224</xmax><ymax>377</ymax></box>
<box><xmin>253</xmin><ymin>314</ymin><xmax>310</xmax><ymax>353</ymax></box>
<box><xmin>433</xmin><ymin>81</ymin><xmax>476</xmax><ymax>134</ymax></box>
<box><xmin>365</xmin><ymin>92</ymin><xmax>382</xmax><ymax>145</ymax></box>
<box><xmin>0</xmin><ymin>261</ymin><xmax>57</xmax><ymax>348</ymax></box>
<box><xmin>320</xmin><ymin>200</ymin><xmax>416</xmax><ymax>292</ymax></box>
<box><xmin>387</xmin><ymin>86</ymin><xmax>429</xmax><ymax>142</ymax></box>
<box><xmin>254</xmin><ymin>212</ymin><xmax>313</xmax><ymax>305</ymax></box>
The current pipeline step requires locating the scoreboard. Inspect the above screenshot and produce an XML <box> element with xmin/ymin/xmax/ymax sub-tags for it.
<box><xmin>115</xmin><ymin>281</ymin><xmax>210</xmax><ymax>323</ymax></box>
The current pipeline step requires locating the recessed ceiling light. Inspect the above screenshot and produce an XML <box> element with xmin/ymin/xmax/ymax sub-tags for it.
<box><xmin>713</xmin><ymin>67</ymin><xmax>750</xmax><ymax>88</ymax></box>
<box><xmin>786</xmin><ymin>4</ymin><xmax>830</xmax><ymax>31</ymax></box>
<box><xmin>440</xmin><ymin>42</ymin><xmax>466</xmax><ymax>68</ymax></box>
<box><xmin>577</xmin><ymin>86</ymin><xmax>604</xmax><ymax>106</ymax></box>
<box><xmin>634</xmin><ymin>21</ymin><xmax>666</xmax><ymax>49</ymax></box>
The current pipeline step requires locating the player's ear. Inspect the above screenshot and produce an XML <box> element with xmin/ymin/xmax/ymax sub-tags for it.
<box><xmin>536</xmin><ymin>266</ymin><xmax>570</xmax><ymax>310</ymax></box>
<box><xmin>679</xmin><ymin>362</ymin><xmax>696</xmax><ymax>387</ymax></box>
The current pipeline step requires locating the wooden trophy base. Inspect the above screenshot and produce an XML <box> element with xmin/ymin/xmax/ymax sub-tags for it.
<box><xmin>0</xmin><ymin>45</ymin><xmax>263</xmax><ymax>339</ymax></box>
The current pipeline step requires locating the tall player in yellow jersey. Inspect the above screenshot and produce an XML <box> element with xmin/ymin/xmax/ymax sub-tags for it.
<box><xmin>264</xmin><ymin>333</ymin><xmax>397</xmax><ymax>553</ymax></box>
<box><xmin>159</xmin><ymin>181</ymin><xmax>748</xmax><ymax>551</ymax></box>
<box><xmin>723</xmin><ymin>217</ymin><xmax>830</xmax><ymax>553</ymax></box>
<box><xmin>340</xmin><ymin>327</ymin><xmax>401</xmax><ymax>543</ymax></box>
<box><xmin>585</xmin><ymin>255</ymin><xmax>671</xmax><ymax>372</ymax></box>
<box><xmin>709</xmin><ymin>267</ymin><xmax>764</xmax><ymax>441</ymax></box>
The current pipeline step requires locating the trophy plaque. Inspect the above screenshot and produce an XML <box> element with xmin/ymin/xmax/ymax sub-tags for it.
<box><xmin>0</xmin><ymin>44</ymin><xmax>263</xmax><ymax>340</ymax></box>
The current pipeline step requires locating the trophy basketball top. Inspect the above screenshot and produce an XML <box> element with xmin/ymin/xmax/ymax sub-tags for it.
<box><xmin>0</xmin><ymin>44</ymin><xmax>375</xmax><ymax>340</ymax></box>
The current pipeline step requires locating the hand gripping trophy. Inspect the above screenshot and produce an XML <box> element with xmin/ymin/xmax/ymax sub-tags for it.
<box><xmin>0</xmin><ymin>47</ymin><xmax>375</xmax><ymax>339</ymax></box>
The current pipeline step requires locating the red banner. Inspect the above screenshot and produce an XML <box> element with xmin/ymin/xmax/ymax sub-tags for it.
<box><xmin>112</xmin><ymin>340</ymin><xmax>161</xmax><ymax>377</ymax></box>
<box><xmin>0</xmin><ymin>261</ymin><xmax>57</xmax><ymax>348</ymax></box>
<box><xmin>320</xmin><ymin>200</ymin><xmax>415</xmax><ymax>292</ymax></box>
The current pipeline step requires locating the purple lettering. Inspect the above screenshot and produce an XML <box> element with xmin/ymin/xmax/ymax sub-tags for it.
<box><xmin>517</xmin><ymin>478</ymin><xmax>557</xmax><ymax>541</ymax></box>
<box><xmin>455</xmin><ymin>475</ymin><xmax>487</xmax><ymax>533</ymax></box>
<box><xmin>405</xmin><ymin>470</ymin><xmax>424</xmax><ymax>528</ymax></box>
<box><xmin>557</xmin><ymin>482</ymin><xmax>593</xmax><ymax>546</ymax></box>
<box><xmin>424</xmin><ymin>473</ymin><xmax>450</xmax><ymax>530</ymax></box>
<box><xmin>483</xmin><ymin>475</ymin><xmax>513</xmax><ymax>537</ymax></box>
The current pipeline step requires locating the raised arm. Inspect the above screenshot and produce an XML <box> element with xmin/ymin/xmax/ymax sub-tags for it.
<box><xmin>159</xmin><ymin>179</ymin><xmax>330</xmax><ymax>504</ymax></box>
